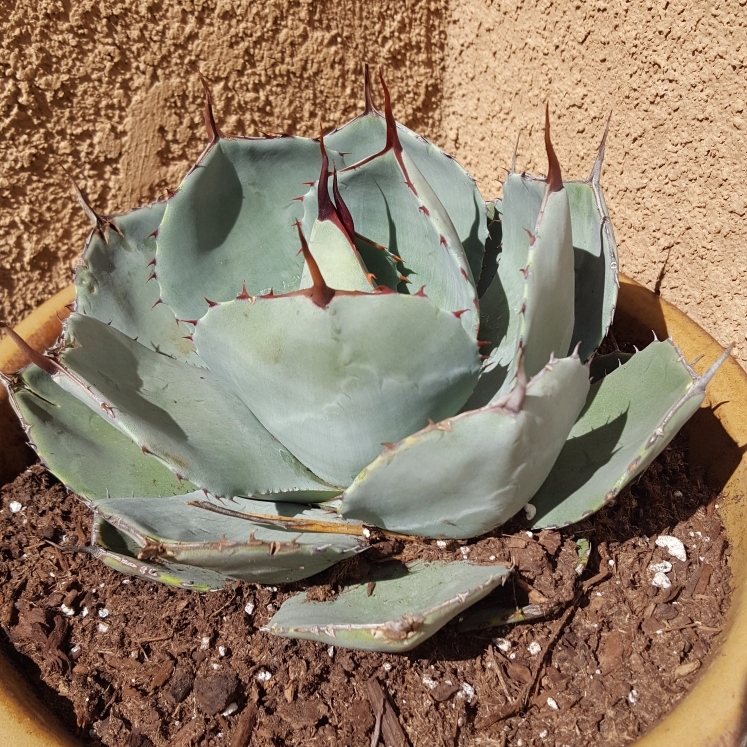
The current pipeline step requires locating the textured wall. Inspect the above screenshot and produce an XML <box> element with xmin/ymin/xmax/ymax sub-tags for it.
<box><xmin>443</xmin><ymin>0</ymin><xmax>747</xmax><ymax>364</ymax></box>
<box><xmin>0</xmin><ymin>0</ymin><xmax>445</xmax><ymax>325</ymax></box>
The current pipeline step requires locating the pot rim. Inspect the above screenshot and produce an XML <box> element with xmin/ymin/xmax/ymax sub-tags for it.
<box><xmin>0</xmin><ymin>277</ymin><xmax>745</xmax><ymax>746</ymax></box>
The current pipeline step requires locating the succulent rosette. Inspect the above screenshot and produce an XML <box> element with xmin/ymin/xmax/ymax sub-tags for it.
<box><xmin>3</xmin><ymin>71</ymin><xmax>726</xmax><ymax>652</ymax></box>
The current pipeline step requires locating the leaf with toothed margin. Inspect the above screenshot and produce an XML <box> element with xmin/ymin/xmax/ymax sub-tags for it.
<box><xmin>474</xmin><ymin>196</ymin><xmax>513</xmax><ymax>359</ymax></box>
<box><xmin>297</xmin><ymin>167</ymin><xmax>403</xmax><ymax>293</ymax></box>
<box><xmin>530</xmin><ymin>341</ymin><xmax>730</xmax><ymax>529</ymax></box>
<box><xmin>8</xmin><ymin>365</ymin><xmax>194</xmax><ymax>502</ymax></box>
<box><xmin>155</xmin><ymin>137</ymin><xmax>346</xmax><ymax>322</ymax></box>
<box><xmin>326</xmin><ymin>112</ymin><xmax>488</xmax><ymax>282</ymax></box>
<box><xmin>473</xmin><ymin>149</ymin><xmax>616</xmax><ymax>406</ymax></box>
<box><xmin>323</xmin><ymin>109</ymin><xmax>386</xmax><ymax>163</ymax></box>
<box><xmin>93</xmin><ymin>492</ymin><xmax>365</xmax><ymax>584</ymax></box>
<box><xmin>92</xmin><ymin>516</ymin><xmax>230</xmax><ymax>591</ymax></box>
<box><xmin>54</xmin><ymin>313</ymin><xmax>338</xmax><ymax>501</ymax></box>
<box><xmin>192</xmin><ymin>292</ymin><xmax>481</xmax><ymax>488</ymax></box>
<box><xmin>74</xmin><ymin>201</ymin><xmax>201</xmax><ymax>365</ymax></box>
<box><xmin>298</xmin><ymin>136</ymin><xmax>375</xmax><ymax>294</ymax></box>
<box><xmin>565</xmin><ymin>170</ymin><xmax>618</xmax><ymax>361</ymax></box>
<box><xmin>564</xmin><ymin>120</ymin><xmax>618</xmax><ymax>361</ymax></box>
<box><xmin>299</xmin><ymin>218</ymin><xmax>374</xmax><ymax>293</ymax></box>
<box><xmin>463</xmin><ymin>199</ymin><xmax>510</xmax><ymax>410</ymax></box>
<box><xmin>310</xmin><ymin>149</ymin><xmax>478</xmax><ymax>336</ymax></box>
<box><xmin>353</xmin><ymin>234</ymin><xmax>402</xmax><ymax>291</ymax></box>
<box><xmin>471</xmin><ymin>171</ymin><xmax>575</xmax><ymax>409</ymax></box>
<box><xmin>299</xmin><ymin>181</ymin><xmax>404</xmax><ymax>292</ymax></box>
<box><xmin>339</xmin><ymin>355</ymin><xmax>590</xmax><ymax>539</ymax></box>
<box><xmin>267</xmin><ymin>560</ymin><xmax>510</xmax><ymax>653</ymax></box>
<box><xmin>501</xmin><ymin>175</ymin><xmax>575</xmax><ymax>378</ymax></box>
<box><xmin>397</xmin><ymin>143</ymin><xmax>479</xmax><ymax>320</ymax></box>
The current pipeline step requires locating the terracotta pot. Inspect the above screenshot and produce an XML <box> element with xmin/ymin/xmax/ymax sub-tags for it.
<box><xmin>1</xmin><ymin>278</ymin><xmax>746</xmax><ymax>746</ymax></box>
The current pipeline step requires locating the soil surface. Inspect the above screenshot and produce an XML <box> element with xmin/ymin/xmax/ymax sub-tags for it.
<box><xmin>0</xmin><ymin>432</ymin><xmax>730</xmax><ymax>747</ymax></box>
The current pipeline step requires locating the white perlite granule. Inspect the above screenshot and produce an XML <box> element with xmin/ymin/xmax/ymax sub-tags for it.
<box><xmin>655</xmin><ymin>535</ymin><xmax>687</xmax><ymax>562</ymax></box>
<box><xmin>652</xmin><ymin>571</ymin><xmax>672</xmax><ymax>589</ymax></box>
<box><xmin>649</xmin><ymin>560</ymin><xmax>673</xmax><ymax>574</ymax></box>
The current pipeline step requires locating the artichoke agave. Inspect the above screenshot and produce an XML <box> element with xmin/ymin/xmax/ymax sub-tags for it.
<box><xmin>3</xmin><ymin>71</ymin><xmax>728</xmax><ymax>652</ymax></box>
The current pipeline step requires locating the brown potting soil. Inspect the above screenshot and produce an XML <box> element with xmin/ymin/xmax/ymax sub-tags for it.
<box><xmin>0</xmin><ymin>430</ymin><xmax>730</xmax><ymax>747</ymax></box>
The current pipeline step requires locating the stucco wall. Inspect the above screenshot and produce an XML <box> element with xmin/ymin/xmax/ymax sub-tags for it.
<box><xmin>444</xmin><ymin>0</ymin><xmax>747</xmax><ymax>364</ymax></box>
<box><xmin>1</xmin><ymin>0</ymin><xmax>745</xmax><ymax>364</ymax></box>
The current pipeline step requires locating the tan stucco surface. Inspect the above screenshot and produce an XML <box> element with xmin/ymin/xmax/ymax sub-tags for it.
<box><xmin>2</xmin><ymin>0</ymin><xmax>745</xmax><ymax>363</ymax></box>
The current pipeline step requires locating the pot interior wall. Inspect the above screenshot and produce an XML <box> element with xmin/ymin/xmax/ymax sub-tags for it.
<box><xmin>614</xmin><ymin>278</ymin><xmax>747</xmax><ymax>746</ymax></box>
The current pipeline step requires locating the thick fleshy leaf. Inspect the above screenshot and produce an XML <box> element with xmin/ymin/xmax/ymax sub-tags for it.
<box><xmin>9</xmin><ymin>365</ymin><xmax>192</xmax><ymax>501</ymax></box>
<box><xmin>299</xmin><ymin>218</ymin><xmax>374</xmax><ymax>293</ymax></box>
<box><xmin>565</xmin><ymin>125</ymin><xmax>619</xmax><ymax>360</ymax></box>
<box><xmin>93</xmin><ymin>492</ymin><xmax>365</xmax><ymax>584</ymax></box>
<box><xmin>398</xmin><ymin>145</ymin><xmax>479</xmax><ymax>330</ymax></box>
<box><xmin>466</xmin><ymin>174</ymin><xmax>575</xmax><ymax>410</ymax></box>
<box><xmin>54</xmin><ymin>313</ymin><xmax>336</xmax><ymax>500</ymax></box>
<box><xmin>353</xmin><ymin>234</ymin><xmax>402</xmax><ymax>291</ymax></box>
<box><xmin>93</xmin><ymin>516</ymin><xmax>230</xmax><ymax>591</ymax></box>
<box><xmin>74</xmin><ymin>201</ymin><xmax>200</xmax><ymax>364</ymax></box>
<box><xmin>326</xmin><ymin>112</ymin><xmax>488</xmax><ymax>281</ymax></box>
<box><xmin>465</xmin><ymin>199</ymin><xmax>510</xmax><ymax>409</ymax></box>
<box><xmin>479</xmin><ymin>176</ymin><xmax>540</xmax><ymax>357</ymax></box>
<box><xmin>340</xmin><ymin>354</ymin><xmax>590</xmax><ymax>538</ymax></box>
<box><xmin>267</xmin><ymin>560</ymin><xmax>510</xmax><ymax>652</ymax></box>
<box><xmin>303</xmin><ymin>149</ymin><xmax>478</xmax><ymax>336</ymax></box>
<box><xmin>479</xmin><ymin>153</ymin><xmax>617</xmax><ymax>368</ymax></box>
<box><xmin>323</xmin><ymin>111</ymin><xmax>384</xmax><ymax>163</ymax></box>
<box><xmin>299</xmin><ymin>141</ymin><xmax>375</xmax><ymax>294</ymax></box>
<box><xmin>155</xmin><ymin>137</ymin><xmax>344</xmax><ymax>321</ymax></box>
<box><xmin>499</xmin><ymin>175</ymin><xmax>574</xmax><ymax>377</ymax></box>
<box><xmin>298</xmin><ymin>182</ymin><xmax>404</xmax><ymax>292</ymax></box>
<box><xmin>193</xmin><ymin>292</ymin><xmax>481</xmax><ymax>487</ymax></box>
<box><xmin>474</xmin><ymin>153</ymin><xmax>618</xmax><ymax>402</ymax></box>
<box><xmin>566</xmin><ymin>176</ymin><xmax>618</xmax><ymax>360</ymax></box>
<box><xmin>530</xmin><ymin>341</ymin><xmax>729</xmax><ymax>528</ymax></box>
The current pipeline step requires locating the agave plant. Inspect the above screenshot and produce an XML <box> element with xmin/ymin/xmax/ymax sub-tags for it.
<box><xmin>2</xmin><ymin>71</ymin><xmax>727</xmax><ymax>652</ymax></box>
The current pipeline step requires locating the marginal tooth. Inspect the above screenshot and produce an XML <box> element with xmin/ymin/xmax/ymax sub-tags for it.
<box><xmin>236</xmin><ymin>281</ymin><xmax>251</xmax><ymax>301</ymax></box>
